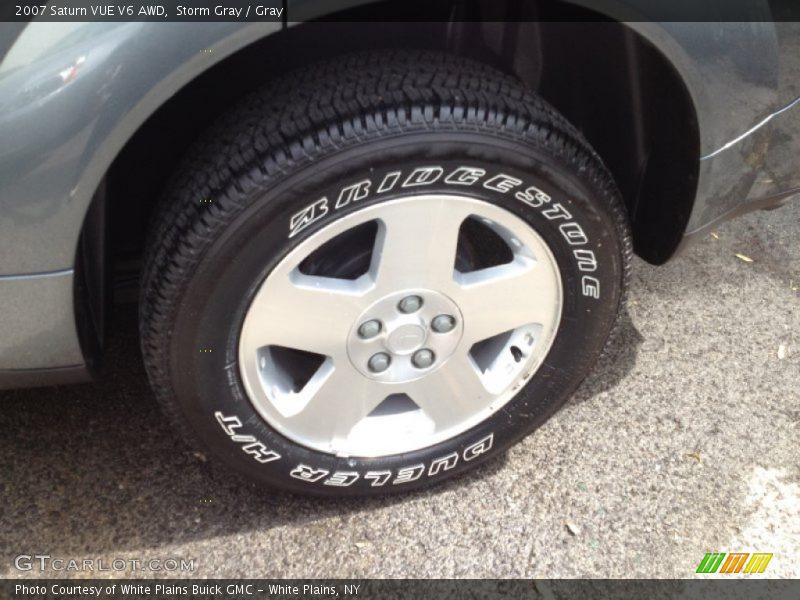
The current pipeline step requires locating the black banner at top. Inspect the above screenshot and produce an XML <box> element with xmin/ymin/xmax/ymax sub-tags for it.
<box><xmin>3</xmin><ymin>579</ymin><xmax>800</xmax><ymax>600</ymax></box>
<box><xmin>3</xmin><ymin>0</ymin><xmax>800</xmax><ymax>23</ymax></box>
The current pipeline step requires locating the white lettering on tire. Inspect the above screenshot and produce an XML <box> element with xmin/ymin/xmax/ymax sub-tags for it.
<box><xmin>215</xmin><ymin>412</ymin><xmax>244</xmax><ymax>437</ymax></box>
<box><xmin>541</xmin><ymin>203</ymin><xmax>573</xmax><ymax>221</ymax></box>
<box><xmin>287</xmin><ymin>165</ymin><xmax>602</xmax><ymax>299</ymax></box>
<box><xmin>377</xmin><ymin>171</ymin><xmax>401</xmax><ymax>193</ymax></box>
<box><xmin>428</xmin><ymin>452</ymin><xmax>459</xmax><ymax>476</ymax></box>
<box><xmin>241</xmin><ymin>442</ymin><xmax>281</xmax><ymax>464</ymax></box>
<box><xmin>559</xmin><ymin>222</ymin><xmax>588</xmax><ymax>246</ymax></box>
<box><xmin>483</xmin><ymin>173</ymin><xmax>522</xmax><ymax>194</ymax></box>
<box><xmin>335</xmin><ymin>179</ymin><xmax>371</xmax><ymax>209</ymax></box>
<box><xmin>324</xmin><ymin>471</ymin><xmax>360</xmax><ymax>487</ymax></box>
<box><xmin>463</xmin><ymin>434</ymin><xmax>494</xmax><ymax>461</ymax></box>
<box><xmin>402</xmin><ymin>166</ymin><xmax>443</xmax><ymax>187</ymax></box>
<box><xmin>515</xmin><ymin>185</ymin><xmax>551</xmax><ymax>207</ymax></box>
<box><xmin>581</xmin><ymin>276</ymin><xmax>601</xmax><ymax>299</ymax></box>
<box><xmin>364</xmin><ymin>471</ymin><xmax>393</xmax><ymax>487</ymax></box>
<box><xmin>445</xmin><ymin>166</ymin><xmax>485</xmax><ymax>185</ymax></box>
<box><xmin>290</xmin><ymin>464</ymin><xmax>329</xmax><ymax>483</ymax></box>
<box><xmin>215</xmin><ymin>411</ymin><xmax>281</xmax><ymax>463</ymax></box>
<box><xmin>573</xmin><ymin>249</ymin><xmax>598</xmax><ymax>272</ymax></box>
<box><xmin>289</xmin><ymin>197</ymin><xmax>328</xmax><ymax>238</ymax></box>
<box><xmin>393</xmin><ymin>464</ymin><xmax>425</xmax><ymax>485</ymax></box>
<box><xmin>285</xmin><ymin>431</ymin><xmax>498</xmax><ymax>487</ymax></box>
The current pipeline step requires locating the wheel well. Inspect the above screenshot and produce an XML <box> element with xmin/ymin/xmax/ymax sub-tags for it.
<box><xmin>102</xmin><ymin>0</ymin><xmax>699</xmax><ymax>306</ymax></box>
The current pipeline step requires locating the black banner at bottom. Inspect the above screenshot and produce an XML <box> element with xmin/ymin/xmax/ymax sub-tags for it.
<box><xmin>3</xmin><ymin>579</ymin><xmax>798</xmax><ymax>600</ymax></box>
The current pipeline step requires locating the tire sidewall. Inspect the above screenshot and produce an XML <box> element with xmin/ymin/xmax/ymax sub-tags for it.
<box><xmin>167</xmin><ymin>131</ymin><xmax>623</xmax><ymax>495</ymax></box>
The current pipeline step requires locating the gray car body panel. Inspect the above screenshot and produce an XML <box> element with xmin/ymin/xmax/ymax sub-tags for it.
<box><xmin>0</xmin><ymin>22</ymin><xmax>280</xmax><ymax>276</ymax></box>
<box><xmin>0</xmin><ymin>6</ymin><xmax>798</xmax><ymax>379</ymax></box>
<box><xmin>0</xmin><ymin>269</ymin><xmax>82</xmax><ymax>370</ymax></box>
<box><xmin>0</xmin><ymin>22</ymin><xmax>279</xmax><ymax>381</ymax></box>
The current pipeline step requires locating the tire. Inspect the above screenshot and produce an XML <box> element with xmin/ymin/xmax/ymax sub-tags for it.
<box><xmin>140</xmin><ymin>50</ymin><xmax>631</xmax><ymax>496</ymax></box>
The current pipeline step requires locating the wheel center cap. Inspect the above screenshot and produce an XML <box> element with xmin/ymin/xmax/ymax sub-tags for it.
<box><xmin>347</xmin><ymin>288</ymin><xmax>464</xmax><ymax>383</ymax></box>
<box><xmin>387</xmin><ymin>324</ymin><xmax>426</xmax><ymax>354</ymax></box>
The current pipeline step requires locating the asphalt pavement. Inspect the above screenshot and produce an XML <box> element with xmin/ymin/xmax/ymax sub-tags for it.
<box><xmin>1</xmin><ymin>198</ymin><xmax>798</xmax><ymax>581</ymax></box>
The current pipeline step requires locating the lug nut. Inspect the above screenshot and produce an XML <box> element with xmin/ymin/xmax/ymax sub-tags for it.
<box><xmin>368</xmin><ymin>352</ymin><xmax>391</xmax><ymax>373</ymax></box>
<box><xmin>431</xmin><ymin>314</ymin><xmax>456</xmax><ymax>333</ymax></box>
<box><xmin>358</xmin><ymin>319</ymin><xmax>382</xmax><ymax>339</ymax></box>
<box><xmin>398</xmin><ymin>295</ymin><xmax>423</xmax><ymax>313</ymax></box>
<box><xmin>411</xmin><ymin>348</ymin><xmax>435</xmax><ymax>369</ymax></box>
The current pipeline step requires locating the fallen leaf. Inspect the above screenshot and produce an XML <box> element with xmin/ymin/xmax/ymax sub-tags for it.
<box><xmin>735</xmin><ymin>253</ymin><xmax>753</xmax><ymax>263</ymax></box>
<box><xmin>193</xmin><ymin>451</ymin><xmax>208</xmax><ymax>462</ymax></box>
<box><xmin>778</xmin><ymin>344</ymin><xmax>787</xmax><ymax>360</ymax></box>
<box><xmin>686</xmin><ymin>452</ymin><xmax>702</xmax><ymax>463</ymax></box>
<box><xmin>711</xmin><ymin>232</ymin><xmax>720</xmax><ymax>240</ymax></box>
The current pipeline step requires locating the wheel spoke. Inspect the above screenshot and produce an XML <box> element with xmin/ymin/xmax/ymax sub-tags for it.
<box><xmin>241</xmin><ymin>273</ymin><xmax>365</xmax><ymax>358</ymax></box>
<box><xmin>238</xmin><ymin>193</ymin><xmax>564</xmax><ymax>458</ymax></box>
<box><xmin>404</xmin><ymin>353</ymin><xmax>491</xmax><ymax>433</ymax></box>
<box><xmin>371</xmin><ymin>197</ymin><xmax>470</xmax><ymax>292</ymax></box>
<box><xmin>456</xmin><ymin>257</ymin><xmax>560</xmax><ymax>344</ymax></box>
<box><xmin>285</xmin><ymin>363</ymin><xmax>385</xmax><ymax>454</ymax></box>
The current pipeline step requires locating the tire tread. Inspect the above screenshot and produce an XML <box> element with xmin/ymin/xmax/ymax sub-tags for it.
<box><xmin>139</xmin><ymin>49</ymin><xmax>632</xmax><ymax>464</ymax></box>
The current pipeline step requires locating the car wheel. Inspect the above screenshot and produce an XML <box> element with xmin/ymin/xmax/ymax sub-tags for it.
<box><xmin>140</xmin><ymin>50</ymin><xmax>631</xmax><ymax>496</ymax></box>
